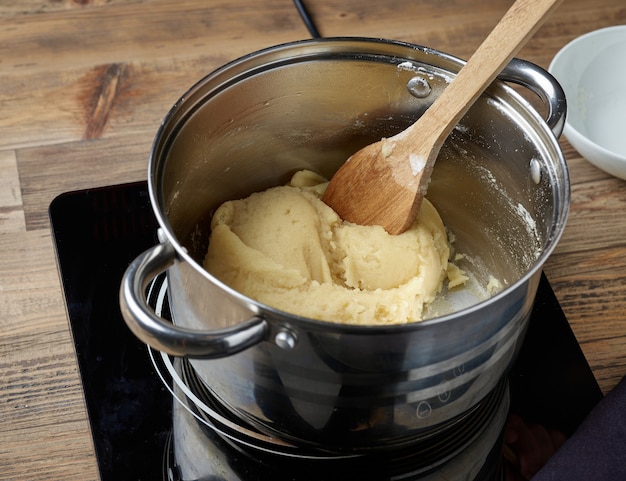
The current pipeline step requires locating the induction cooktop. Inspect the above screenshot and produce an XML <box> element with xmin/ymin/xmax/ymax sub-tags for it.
<box><xmin>49</xmin><ymin>180</ymin><xmax>603</xmax><ymax>480</ymax></box>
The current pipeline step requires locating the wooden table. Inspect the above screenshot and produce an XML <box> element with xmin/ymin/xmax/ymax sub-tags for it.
<box><xmin>1</xmin><ymin>1</ymin><xmax>625</xmax><ymax>479</ymax></box>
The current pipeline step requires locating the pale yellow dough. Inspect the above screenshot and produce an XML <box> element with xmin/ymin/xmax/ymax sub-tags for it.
<box><xmin>204</xmin><ymin>170</ymin><xmax>458</xmax><ymax>325</ymax></box>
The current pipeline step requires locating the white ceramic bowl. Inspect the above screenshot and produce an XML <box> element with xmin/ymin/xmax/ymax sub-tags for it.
<box><xmin>549</xmin><ymin>25</ymin><xmax>626</xmax><ymax>180</ymax></box>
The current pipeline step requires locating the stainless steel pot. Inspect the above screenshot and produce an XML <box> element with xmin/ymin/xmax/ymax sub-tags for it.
<box><xmin>120</xmin><ymin>38</ymin><xmax>569</xmax><ymax>451</ymax></box>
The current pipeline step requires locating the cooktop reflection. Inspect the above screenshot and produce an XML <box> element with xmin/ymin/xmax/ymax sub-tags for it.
<box><xmin>49</xmin><ymin>181</ymin><xmax>603</xmax><ymax>481</ymax></box>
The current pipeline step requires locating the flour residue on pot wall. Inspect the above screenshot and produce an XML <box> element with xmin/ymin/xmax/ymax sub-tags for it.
<box><xmin>471</xmin><ymin>159</ymin><xmax>543</xmax><ymax>267</ymax></box>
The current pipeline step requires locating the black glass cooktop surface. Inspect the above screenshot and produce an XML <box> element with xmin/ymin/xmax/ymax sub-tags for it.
<box><xmin>49</xmin><ymin>181</ymin><xmax>603</xmax><ymax>481</ymax></box>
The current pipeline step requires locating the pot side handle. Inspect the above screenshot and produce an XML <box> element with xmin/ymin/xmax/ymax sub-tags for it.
<box><xmin>120</xmin><ymin>241</ymin><xmax>269</xmax><ymax>359</ymax></box>
<box><xmin>499</xmin><ymin>58</ymin><xmax>567</xmax><ymax>138</ymax></box>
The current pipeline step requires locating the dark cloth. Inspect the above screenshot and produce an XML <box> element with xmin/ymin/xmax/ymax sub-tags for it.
<box><xmin>532</xmin><ymin>375</ymin><xmax>626</xmax><ymax>480</ymax></box>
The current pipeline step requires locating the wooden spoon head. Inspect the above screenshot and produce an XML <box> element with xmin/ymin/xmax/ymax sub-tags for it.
<box><xmin>322</xmin><ymin>136</ymin><xmax>434</xmax><ymax>235</ymax></box>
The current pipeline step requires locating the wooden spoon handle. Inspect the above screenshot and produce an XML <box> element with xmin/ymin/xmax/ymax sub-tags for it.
<box><xmin>397</xmin><ymin>0</ymin><xmax>563</xmax><ymax>166</ymax></box>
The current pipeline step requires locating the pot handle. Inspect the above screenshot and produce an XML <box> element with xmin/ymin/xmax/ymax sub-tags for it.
<box><xmin>499</xmin><ymin>58</ymin><xmax>566</xmax><ymax>138</ymax></box>
<box><xmin>120</xmin><ymin>240</ymin><xmax>269</xmax><ymax>359</ymax></box>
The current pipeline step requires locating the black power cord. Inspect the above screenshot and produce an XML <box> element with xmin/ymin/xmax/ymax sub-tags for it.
<box><xmin>293</xmin><ymin>0</ymin><xmax>321</xmax><ymax>38</ymax></box>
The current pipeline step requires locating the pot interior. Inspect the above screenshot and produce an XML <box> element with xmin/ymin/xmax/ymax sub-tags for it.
<box><xmin>151</xmin><ymin>38</ymin><xmax>567</xmax><ymax>318</ymax></box>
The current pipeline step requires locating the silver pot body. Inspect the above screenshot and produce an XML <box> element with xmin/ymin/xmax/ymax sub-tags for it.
<box><xmin>120</xmin><ymin>38</ymin><xmax>569</xmax><ymax>451</ymax></box>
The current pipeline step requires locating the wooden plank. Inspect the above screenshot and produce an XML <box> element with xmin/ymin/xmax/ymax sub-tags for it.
<box><xmin>0</xmin><ymin>0</ymin><xmax>306</xmax><ymax>76</ymax></box>
<box><xmin>0</xmin><ymin>0</ymin><xmax>131</xmax><ymax>18</ymax></box>
<box><xmin>546</xmin><ymin>265</ymin><xmax>626</xmax><ymax>394</ymax></box>
<box><xmin>0</xmin><ymin>150</ymin><xmax>26</xmax><ymax>233</ymax></box>
<box><xmin>0</xmin><ymin>229</ymin><xmax>98</xmax><ymax>481</ymax></box>
<box><xmin>554</xmin><ymin>178</ymin><xmax>626</xmax><ymax>254</ymax></box>
<box><xmin>17</xmin><ymin>135</ymin><xmax>151</xmax><ymax>231</ymax></box>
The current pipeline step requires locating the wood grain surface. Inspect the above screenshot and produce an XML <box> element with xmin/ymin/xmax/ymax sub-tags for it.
<box><xmin>1</xmin><ymin>1</ymin><xmax>625</xmax><ymax>480</ymax></box>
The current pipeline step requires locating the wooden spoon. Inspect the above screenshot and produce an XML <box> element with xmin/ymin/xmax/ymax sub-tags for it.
<box><xmin>322</xmin><ymin>0</ymin><xmax>563</xmax><ymax>234</ymax></box>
